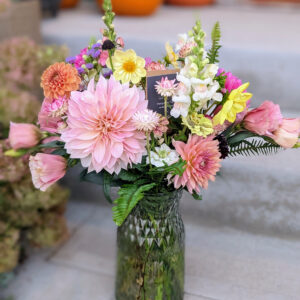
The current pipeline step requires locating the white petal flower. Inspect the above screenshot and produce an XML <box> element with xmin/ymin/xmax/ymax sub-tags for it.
<box><xmin>146</xmin><ymin>144</ymin><xmax>179</xmax><ymax>167</ymax></box>
<box><xmin>201</xmin><ymin>64</ymin><xmax>219</xmax><ymax>80</ymax></box>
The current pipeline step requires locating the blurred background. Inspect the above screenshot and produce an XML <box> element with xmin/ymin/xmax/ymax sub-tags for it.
<box><xmin>0</xmin><ymin>0</ymin><xmax>300</xmax><ymax>299</ymax></box>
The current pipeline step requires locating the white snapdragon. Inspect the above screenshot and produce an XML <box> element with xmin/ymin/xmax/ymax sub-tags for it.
<box><xmin>146</xmin><ymin>144</ymin><xmax>179</xmax><ymax>167</ymax></box>
<box><xmin>171</xmin><ymin>75</ymin><xmax>192</xmax><ymax>118</ymax></box>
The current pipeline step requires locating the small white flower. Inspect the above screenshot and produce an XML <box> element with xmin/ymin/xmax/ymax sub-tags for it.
<box><xmin>201</xmin><ymin>64</ymin><xmax>219</xmax><ymax>80</ymax></box>
<box><xmin>146</xmin><ymin>144</ymin><xmax>179</xmax><ymax>167</ymax></box>
<box><xmin>180</xmin><ymin>56</ymin><xmax>199</xmax><ymax>79</ymax></box>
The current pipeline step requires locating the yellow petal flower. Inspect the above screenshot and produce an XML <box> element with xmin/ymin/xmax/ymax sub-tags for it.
<box><xmin>213</xmin><ymin>82</ymin><xmax>252</xmax><ymax>125</ymax></box>
<box><xmin>165</xmin><ymin>42</ymin><xmax>179</xmax><ymax>68</ymax></box>
<box><xmin>182</xmin><ymin>113</ymin><xmax>213</xmax><ymax>137</ymax></box>
<box><xmin>107</xmin><ymin>49</ymin><xmax>146</xmax><ymax>84</ymax></box>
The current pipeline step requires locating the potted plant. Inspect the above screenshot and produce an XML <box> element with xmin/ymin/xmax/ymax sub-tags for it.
<box><xmin>60</xmin><ymin>0</ymin><xmax>80</xmax><ymax>9</ymax></box>
<box><xmin>166</xmin><ymin>0</ymin><xmax>214</xmax><ymax>6</ymax></box>
<box><xmin>97</xmin><ymin>0</ymin><xmax>162</xmax><ymax>16</ymax></box>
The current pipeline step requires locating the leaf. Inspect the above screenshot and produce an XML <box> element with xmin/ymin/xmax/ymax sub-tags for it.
<box><xmin>112</xmin><ymin>183</ymin><xmax>156</xmax><ymax>226</ymax></box>
<box><xmin>147</xmin><ymin>159</ymin><xmax>186</xmax><ymax>177</ymax></box>
<box><xmin>51</xmin><ymin>149</ymin><xmax>67</xmax><ymax>156</ymax></box>
<box><xmin>103</xmin><ymin>171</ymin><xmax>113</xmax><ymax>203</ymax></box>
<box><xmin>227</xmin><ymin>131</ymin><xmax>257</xmax><ymax>146</ymax></box>
<box><xmin>4</xmin><ymin>149</ymin><xmax>27</xmax><ymax>157</ymax></box>
<box><xmin>192</xmin><ymin>191</ymin><xmax>202</xmax><ymax>200</ymax></box>
<box><xmin>117</xmin><ymin>169</ymin><xmax>141</xmax><ymax>182</ymax></box>
<box><xmin>229</xmin><ymin>139</ymin><xmax>281</xmax><ymax>157</ymax></box>
<box><xmin>39</xmin><ymin>140</ymin><xmax>65</xmax><ymax>149</ymax></box>
<box><xmin>207</xmin><ymin>21</ymin><xmax>222</xmax><ymax>64</ymax></box>
<box><xmin>80</xmin><ymin>169</ymin><xmax>104</xmax><ymax>185</ymax></box>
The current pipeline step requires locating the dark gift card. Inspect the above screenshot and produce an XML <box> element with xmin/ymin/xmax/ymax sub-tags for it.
<box><xmin>146</xmin><ymin>69</ymin><xmax>179</xmax><ymax>116</ymax></box>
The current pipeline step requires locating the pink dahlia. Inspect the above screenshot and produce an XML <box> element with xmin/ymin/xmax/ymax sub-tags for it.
<box><xmin>61</xmin><ymin>75</ymin><xmax>148</xmax><ymax>174</ymax></box>
<box><xmin>172</xmin><ymin>135</ymin><xmax>221</xmax><ymax>193</ymax></box>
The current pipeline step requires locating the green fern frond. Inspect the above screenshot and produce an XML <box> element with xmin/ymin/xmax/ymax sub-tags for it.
<box><xmin>207</xmin><ymin>21</ymin><xmax>221</xmax><ymax>64</ymax></box>
<box><xmin>112</xmin><ymin>183</ymin><xmax>156</xmax><ymax>226</ymax></box>
<box><xmin>229</xmin><ymin>140</ymin><xmax>281</xmax><ymax>157</ymax></box>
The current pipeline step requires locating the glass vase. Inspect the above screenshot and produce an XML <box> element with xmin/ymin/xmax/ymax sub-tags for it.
<box><xmin>115</xmin><ymin>189</ymin><xmax>184</xmax><ymax>300</ymax></box>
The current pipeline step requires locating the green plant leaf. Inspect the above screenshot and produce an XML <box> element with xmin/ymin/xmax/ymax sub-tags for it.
<box><xmin>103</xmin><ymin>171</ymin><xmax>113</xmax><ymax>203</ymax></box>
<box><xmin>112</xmin><ymin>183</ymin><xmax>156</xmax><ymax>226</ymax></box>
<box><xmin>147</xmin><ymin>159</ymin><xmax>186</xmax><ymax>177</ymax></box>
<box><xmin>207</xmin><ymin>21</ymin><xmax>221</xmax><ymax>64</ymax></box>
<box><xmin>39</xmin><ymin>140</ymin><xmax>65</xmax><ymax>149</ymax></box>
<box><xmin>229</xmin><ymin>139</ymin><xmax>281</xmax><ymax>157</ymax></box>
<box><xmin>117</xmin><ymin>169</ymin><xmax>141</xmax><ymax>182</ymax></box>
<box><xmin>227</xmin><ymin>131</ymin><xmax>257</xmax><ymax>146</ymax></box>
<box><xmin>192</xmin><ymin>191</ymin><xmax>202</xmax><ymax>200</ymax></box>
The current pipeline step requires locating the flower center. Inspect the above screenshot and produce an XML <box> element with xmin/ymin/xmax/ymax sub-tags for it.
<box><xmin>97</xmin><ymin>118</ymin><xmax>112</xmax><ymax>136</ymax></box>
<box><xmin>123</xmin><ymin>60</ymin><xmax>136</xmax><ymax>73</ymax></box>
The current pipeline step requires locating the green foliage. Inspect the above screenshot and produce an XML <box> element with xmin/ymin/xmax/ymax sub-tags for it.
<box><xmin>227</xmin><ymin>131</ymin><xmax>257</xmax><ymax>146</ymax></box>
<box><xmin>229</xmin><ymin>139</ymin><xmax>281</xmax><ymax>157</ymax></box>
<box><xmin>192</xmin><ymin>192</ymin><xmax>202</xmax><ymax>200</ymax></box>
<box><xmin>207</xmin><ymin>22</ymin><xmax>222</xmax><ymax>64</ymax></box>
<box><xmin>112</xmin><ymin>183</ymin><xmax>156</xmax><ymax>226</ymax></box>
<box><xmin>148</xmin><ymin>159</ymin><xmax>186</xmax><ymax>177</ymax></box>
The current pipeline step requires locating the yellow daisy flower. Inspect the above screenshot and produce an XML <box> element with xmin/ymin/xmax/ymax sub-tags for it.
<box><xmin>213</xmin><ymin>82</ymin><xmax>252</xmax><ymax>125</ymax></box>
<box><xmin>165</xmin><ymin>42</ymin><xmax>179</xmax><ymax>68</ymax></box>
<box><xmin>182</xmin><ymin>113</ymin><xmax>214</xmax><ymax>138</ymax></box>
<box><xmin>107</xmin><ymin>49</ymin><xmax>146</xmax><ymax>84</ymax></box>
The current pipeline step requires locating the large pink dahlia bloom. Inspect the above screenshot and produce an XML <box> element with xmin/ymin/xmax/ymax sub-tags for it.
<box><xmin>172</xmin><ymin>135</ymin><xmax>221</xmax><ymax>193</ymax></box>
<box><xmin>61</xmin><ymin>75</ymin><xmax>148</xmax><ymax>174</ymax></box>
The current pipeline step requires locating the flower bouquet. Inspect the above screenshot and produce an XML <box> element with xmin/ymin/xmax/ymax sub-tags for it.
<box><xmin>5</xmin><ymin>0</ymin><xmax>300</xmax><ymax>299</ymax></box>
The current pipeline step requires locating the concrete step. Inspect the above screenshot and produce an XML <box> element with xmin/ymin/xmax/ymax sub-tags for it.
<box><xmin>42</xmin><ymin>2</ymin><xmax>300</xmax><ymax>111</ymax></box>
<box><xmin>3</xmin><ymin>201</ymin><xmax>300</xmax><ymax>300</ymax></box>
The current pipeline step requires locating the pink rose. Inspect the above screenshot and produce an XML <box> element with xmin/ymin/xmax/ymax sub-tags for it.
<box><xmin>273</xmin><ymin>118</ymin><xmax>300</xmax><ymax>148</ymax></box>
<box><xmin>9</xmin><ymin>122</ymin><xmax>41</xmax><ymax>150</ymax></box>
<box><xmin>29</xmin><ymin>153</ymin><xmax>67</xmax><ymax>191</ymax></box>
<box><xmin>243</xmin><ymin>101</ymin><xmax>282</xmax><ymax>136</ymax></box>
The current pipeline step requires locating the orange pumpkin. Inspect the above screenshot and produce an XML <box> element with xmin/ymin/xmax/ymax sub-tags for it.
<box><xmin>97</xmin><ymin>0</ymin><xmax>162</xmax><ymax>16</ymax></box>
<box><xmin>166</xmin><ymin>0</ymin><xmax>214</xmax><ymax>5</ymax></box>
<box><xmin>61</xmin><ymin>0</ymin><xmax>80</xmax><ymax>9</ymax></box>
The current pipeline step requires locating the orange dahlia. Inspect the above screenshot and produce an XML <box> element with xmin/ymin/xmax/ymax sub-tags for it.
<box><xmin>41</xmin><ymin>62</ymin><xmax>81</xmax><ymax>99</ymax></box>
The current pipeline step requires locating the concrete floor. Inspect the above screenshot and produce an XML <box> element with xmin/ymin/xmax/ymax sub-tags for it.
<box><xmin>2</xmin><ymin>199</ymin><xmax>300</xmax><ymax>300</ymax></box>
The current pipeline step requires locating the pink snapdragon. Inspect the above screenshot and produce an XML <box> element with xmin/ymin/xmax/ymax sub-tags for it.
<box><xmin>9</xmin><ymin>122</ymin><xmax>41</xmax><ymax>150</ymax></box>
<box><xmin>243</xmin><ymin>101</ymin><xmax>282</xmax><ymax>136</ymax></box>
<box><xmin>29</xmin><ymin>153</ymin><xmax>67</xmax><ymax>191</ymax></box>
<box><xmin>273</xmin><ymin>118</ymin><xmax>300</xmax><ymax>148</ymax></box>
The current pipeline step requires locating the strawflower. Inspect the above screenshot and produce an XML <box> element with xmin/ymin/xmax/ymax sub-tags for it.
<box><xmin>61</xmin><ymin>76</ymin><xmax>147</xmax><ymax>174</ymax></box>
<box><xmin>132</xmin><ymin>109</ymin><xmax>160</xmax><ymax>132</ymax></box>
<box><xmin>29</xmin><ymin>153</ymin><xmax>67</xmax><ymax>191</ymax></box>
<box><xmin>153</xmin><ymin>115</ymin><xmax>169</xmax><ymax>138</ymax></box>
<box><xmin>146</xmin><ymin>61</ymin><xmax>166</xmax><ymax>71</ymax></box>
<box><xmin>41</xmin><ymin>62</ymin><xmax>81</xmax><ymax>99</ymax></box>
<box><xmin>155</xmin><ymin>77</ymin><xmax>178</xmax><ymax>97</ymax></box>
<box><xmin>107</xmin><ymin>49</ymin><xmax>146</xmax><ymax>84</ymax></box>
<box><xmin>172</xmin><ymin>135</ymin><xmax>221</xmax><ymax>193</ymax></box>
<box><xmin>9</xmin><ymin>122</ymin><xmax>42</xmax><ymax>150</ymax></box>
<box><xmin>213</xmin><ymin>82</ymin><xmax>252</xmax><ymax>125</ymax></box>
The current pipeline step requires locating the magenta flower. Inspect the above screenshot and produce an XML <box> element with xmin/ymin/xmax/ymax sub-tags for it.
<box><xmin>218</xmin><ymin>68</ymin><xmax>242</xmax><ymax>93</ymax></box>
<box><xmin>9</xmin><ymin>122</ymin><xmax>41</xmax><ymax>150</ymax></box>
<box><xmin>29</xmin><ymin>153</ymin><xmax>67</xmax><ymax>191</ymax></box>
<box><xmin>61</xmin><ymin>75</ymin><xmax>148</xmax><ymax>174</ymax></box>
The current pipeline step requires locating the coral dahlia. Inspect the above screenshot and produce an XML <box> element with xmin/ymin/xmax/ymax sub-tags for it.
<box><xmin>172</xmin><ymin>135</ymin><xmax>221</xmax><ymax>193</ymax></box>
<box><xmin>41</xmin><ymin>62</ymin><xmax>81</xmax><ymax>99</ymax></box>
<box><xmin>61</xmin><ymin>75</ymin><xmax>148</xmax><ymax>174</ymax></box>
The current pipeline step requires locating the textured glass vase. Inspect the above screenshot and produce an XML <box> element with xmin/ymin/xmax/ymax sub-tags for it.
<box><xmin>115</xmin><ymin>189</ymin><xmax>184</xmax><ymax>300</ymax></box>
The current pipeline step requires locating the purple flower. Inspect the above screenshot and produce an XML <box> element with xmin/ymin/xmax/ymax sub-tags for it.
<box><xmin>66</xmin><ymin>56</ymin><xmax>76</xmax><ymax>64</ymax></box>
<box><xmin>86</xmin><ymin>63</ymin><xmax>94</xmax><ymax>70</ymax></box>
<box><xmin>77</xmin><ymin>67</ymin><xmax>85</xmax><ymax>74</ymax></box>
<box><xmin>92</xmin><ymin>43</ymin><xmax>101</xmax><ymax>49</ymax></box>
<box><xmin>103</xmin><ymin>69</ymin><xmax>113</xmax><ymax>78</ymax></box>
<box><xmin>87</xmin><ymin>49</ymin><xmax>95</xmax><ymax>56</ymax></box>
<box><xmin>92</xmin><ymin>49</ymin><xmax>101</xmax><ymax>58</ymax></box>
